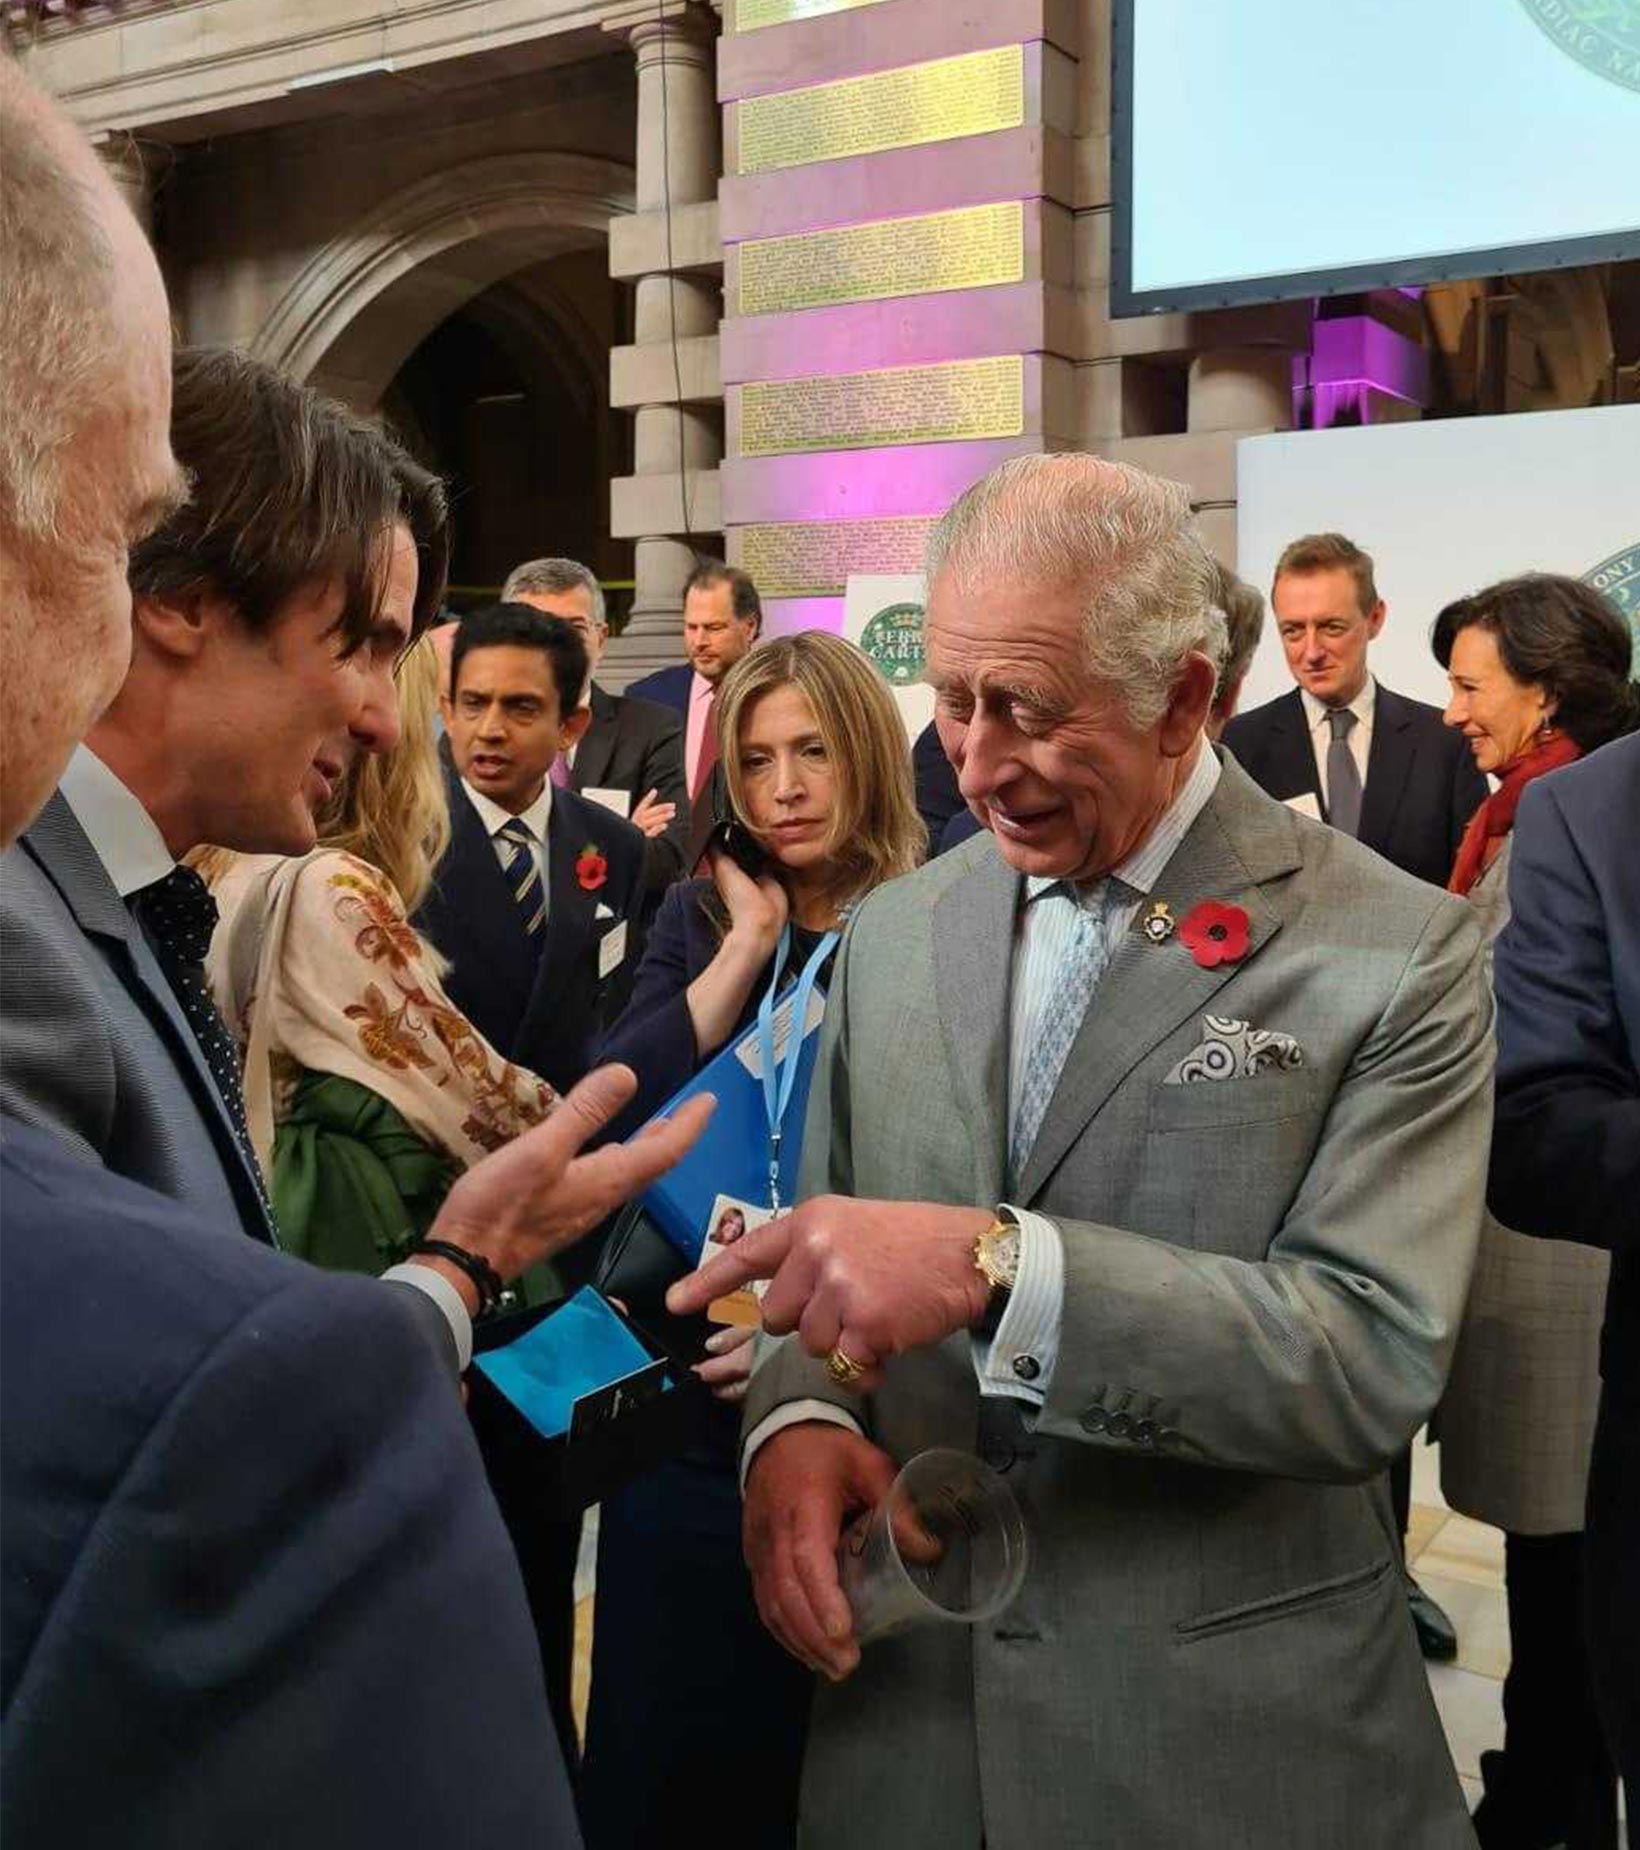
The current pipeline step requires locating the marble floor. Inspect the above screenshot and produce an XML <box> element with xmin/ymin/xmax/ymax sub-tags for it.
<box><xmin>571</xmin><ymin>1440</ymin><xmax>1623</xmax><ymax>1837</ymax></box>
<box><xmin>1409</xmin><ymin>1433</ymin><xmax>1508</xmax><ymax>1811</ymax></box>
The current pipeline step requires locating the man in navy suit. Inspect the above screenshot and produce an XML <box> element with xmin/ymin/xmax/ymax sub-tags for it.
<box><xmin>1222</xmin><ymin>530</ymin><xmax>1488</xmax><ymax>1661</ymax></box>
<box><xmin>628</xmin><ymin>558</ymin><xmax>762</xmax><ymax>831</ymax></box>
<box><xmin>1487</xmin><ymin>732</ymin><xmax>1640</xmax><ymax>1788</ymax></box>
<box><xmin>502</xmin><ymin>555</ymin><xmax>692</xmax><ymax>899</ymax></box>
<box><xmin>1221</xmin><ymin>532</ymin><xmax>1487</xmax><ymax>886</ymax></box>
<box><xmin>0</xmin><ymin>63</ymin><xmax>710</xmax><ymax>1846</ymax></box>
<box><xmin>416</xmin><ymin>600</ymin><xmax>649</xmax><ymax>1755</ymax></box>
<box><xmin>419</xmin><ymin>602</ymin><xmax>648</xmax><ymax>1099</ymax></box>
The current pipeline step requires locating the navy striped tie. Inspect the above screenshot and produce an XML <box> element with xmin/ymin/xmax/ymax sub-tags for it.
<box><xmin>498</xmin><ymin>817</ymin><xmax>545</xmax><ymax>941</ymax></box>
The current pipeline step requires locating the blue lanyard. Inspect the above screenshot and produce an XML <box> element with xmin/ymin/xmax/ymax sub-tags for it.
<box><xmin>755</xmin><ymin>923</ymin><xmax>839</xmax><ymax>1211</ymax></box>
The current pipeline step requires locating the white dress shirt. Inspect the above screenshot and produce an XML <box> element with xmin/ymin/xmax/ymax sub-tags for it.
<box><xmin>743</xmin><ymin>742</ymin><xmax>1224</xmax><ymax>1467</ymax></box>
<box><xmin>57</xmin><ymin>745</ymin><xmax>175</xmax><ymax>897</ymax></box>
<box><xmin>459</xmin><ymin>776</ymin><xmax>553</xmax><ymax>922</ymax></box>
<box><xmin>58</xmin><ymin>746</ymin><xmax>478</xmax><ymax>1368</ymax></box>
<box><xmin>1300</xmin><ymin>678</ymin><xmax>1375</xmax><ymax>810</ymax></box>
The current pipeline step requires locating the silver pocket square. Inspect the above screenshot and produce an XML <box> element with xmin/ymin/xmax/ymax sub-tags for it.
<box><xmin>1164</xmin><ymin>1014</ymin><xmax>1305</xmax><ymax>1085</ymax></box>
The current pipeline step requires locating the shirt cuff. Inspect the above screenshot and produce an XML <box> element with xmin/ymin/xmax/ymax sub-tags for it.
<box><xmin>971</xmin><ymin>1206</ymin><xmax>1063</xmax><ymax>1407</ymax></box>
<box><xmin>382</xmin><ymin>1261</ymin><xmax>474</xmax><ymax>1373</ymax></box>
<box><xmin>740</xmin><ymin>1399</ymin><xmax>863</xmax><ymax>1490</ymax></box>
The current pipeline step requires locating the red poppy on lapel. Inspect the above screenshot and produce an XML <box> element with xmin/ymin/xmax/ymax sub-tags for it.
<box><xmin>575</xmin><ymin>845</ymin><xmax>609</xmax><ymax>892</ymax></box>
<box><xmin>1178</xmin><ymin>900</ymin><xmax>1249</xmax><ymax>969</ymax></box>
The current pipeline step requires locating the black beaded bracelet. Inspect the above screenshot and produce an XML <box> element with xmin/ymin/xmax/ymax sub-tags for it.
<box><xmin>410</xmin><ymin>1239</ymin><xmax>507</xmax><ymax>1318</ymax></box>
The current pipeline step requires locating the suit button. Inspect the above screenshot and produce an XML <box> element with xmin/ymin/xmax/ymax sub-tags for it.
<box><xmin>980</xmin><ymin>1436</ymin><xmax>1017</xmax><ymax>1473</ymax></box>
<box><xmin>1080</xmin><ymin>1408</ymin><xmax>1108</xmax><ymax>1434</ymax></box>
<box><xmin>1132</xmin><ymin>1419</ymin><xmax>1157</xmax><ymax>1448</ymax></box>
<box><xmin>1011</xmin><ymin>1354</ymin><xmax>1041</xmax><ymax>1383</ymax></box>
<box><xmin>1107</xmin><ymin>1412</ymin><xmax>1132</xmax><ymax>1439</ymax></box>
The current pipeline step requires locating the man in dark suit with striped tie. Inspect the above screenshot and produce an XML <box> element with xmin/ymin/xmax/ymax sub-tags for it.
<box><xmin>419</xmin><ymin>602</ymin><xmax>647</xmax><ymax>1101</ymax></box>
<box><xmin>416</xmin><ymin>601</ymin><xmax>647</xmax><ymax>1761</ymax></box>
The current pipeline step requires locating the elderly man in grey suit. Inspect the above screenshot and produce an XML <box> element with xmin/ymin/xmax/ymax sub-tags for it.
<box><xmin>674</xmin><ymin>453</ymin><xmax>1493</xmax><ymax>1846</ymax></box>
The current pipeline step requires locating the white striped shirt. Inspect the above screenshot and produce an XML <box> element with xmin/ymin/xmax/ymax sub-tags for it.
<box><xmin>980</xmin><ymin>740</ymin><xmax>1222</xmax><ymax>1407</ymax></box>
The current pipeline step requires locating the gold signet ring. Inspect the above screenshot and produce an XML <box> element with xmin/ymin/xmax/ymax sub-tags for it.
<box><xmin>825</xmin><ymin>1345</ymin><xmax>868</xmax><ymax>1387</ymax></box>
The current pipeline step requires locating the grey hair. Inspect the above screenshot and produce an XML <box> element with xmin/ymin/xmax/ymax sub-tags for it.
<box><xmin>0</xmin><ymin>64</ymin><xmax>120</xmax><ymax>542</ymax></box>
<box><xmin>924</xmin><ymin>453</ymin><xmax>1226</xmax><ymax>729</ymax></box>
<box><xmin>501</xmin><ymin>555</ymin><xmax>606</xmax><ymax>630</ymax></box>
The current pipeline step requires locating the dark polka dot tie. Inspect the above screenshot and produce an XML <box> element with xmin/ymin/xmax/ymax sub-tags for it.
<box><xmin>132</xmin><ymin>865</ymin><xmax>277</xmax><ymax>1237</ymax></box>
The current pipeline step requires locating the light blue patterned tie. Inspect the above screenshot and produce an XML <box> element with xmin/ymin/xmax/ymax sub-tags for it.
<box><xmin>1009</xmin><ymin>881</ymin><xmax>1123</xmax><ymax>1182</ymax></box>
<box><xmin>498</xmin><ymin>817</ymin><xmax>545</xmax><ymax>941</ymax></box>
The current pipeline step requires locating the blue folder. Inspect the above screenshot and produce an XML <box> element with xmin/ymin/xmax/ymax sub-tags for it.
<box><xmin>636</xmin><ymin>986</ymin><xmax>828</xmax><ymax>1263</ymax></box>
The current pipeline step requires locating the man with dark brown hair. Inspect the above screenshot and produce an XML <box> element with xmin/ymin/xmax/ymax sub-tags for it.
<box><xmin>0</xmin><ymin>63</ymin><xmax>705</xmax><ymax>1848</ymax></box>
<box><xmin>2</xmin><ymin>346</ymin><xmax>447</xmax><ymax>1244</ymax></box>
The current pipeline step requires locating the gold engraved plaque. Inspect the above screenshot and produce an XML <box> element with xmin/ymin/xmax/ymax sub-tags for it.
<box><xmin>736</xmin><ymin>45</ymin><xmax>1026</xmax><ymax>176</ymax></box>
<box><xmin>739</xmin><ymin>355</ymin><xmax>1024</xmax><ymax>458</ymax></box>
<box><xmin>739</xmin><ymin>202</ymin><xmax>1025</xmax><ymax>318</ymax></box>
<box><xmin>738</xmin><ymin>517</ymin><xmax>934</xmax><ymax>597</ymax></box>
<box><xmin>735</xmin><ymin>0</ymin><xmax>893</xmax><ymax>30</ymax></box>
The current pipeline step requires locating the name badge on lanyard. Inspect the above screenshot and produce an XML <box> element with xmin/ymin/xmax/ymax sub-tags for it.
<box><xmin>756</xmin><ymin>923</ymin><xmax>839</xmax><ymax>1213</ymax></box>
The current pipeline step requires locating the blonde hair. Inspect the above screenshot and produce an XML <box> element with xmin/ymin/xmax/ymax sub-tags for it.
<box><xmin>315</xmin><ymin>633</ymin><xmax>449</xmax><ymax>914</ymax></box>
<box><xmin>715</xmin><ymin>631</ymin><xmax>925</xmax><ymax>914</ymax></box>
<box><xmin>193</xmin><ymin>634</ymin><xmax>450</xmax><ymax>920</ymax></box>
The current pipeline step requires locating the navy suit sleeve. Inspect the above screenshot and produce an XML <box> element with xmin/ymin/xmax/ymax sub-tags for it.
<box><xmin>595</xmin><ymin>882</ymin><xmax>704</xmax><ymax>1142</ymax></box>
<box><xmin>1</xmin><ymin>1185</ymin><xmax>571</xmax><ymax>1848</ymax></box>
<box><xmin>1489</xmin><ymin>777</ymin><xmax>1640</xmax><ymax>1250</ymax></box>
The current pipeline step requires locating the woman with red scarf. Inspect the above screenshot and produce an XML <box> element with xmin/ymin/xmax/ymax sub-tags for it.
<box><xmin>1434</xmin><ymin>573</ymin><xmax>1639</xmax><ymax>1850</ymax></box>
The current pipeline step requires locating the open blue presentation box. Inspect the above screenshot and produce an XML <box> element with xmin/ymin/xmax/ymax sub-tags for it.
<box><xmin>466</xmin><ymin>1286</ymin><xmax>704</xmax><ymax>1518</ymax></box>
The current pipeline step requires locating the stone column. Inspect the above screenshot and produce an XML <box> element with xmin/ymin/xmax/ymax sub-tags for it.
<box><xmin>606</xmin><ymin>7</ymin><xmax>723</xmax><ymax>687</ymax></box>
<box><xmin>1186</xmin><ymin>349</ymin><xmax>1294</xmax><ymax>433</ymax></box>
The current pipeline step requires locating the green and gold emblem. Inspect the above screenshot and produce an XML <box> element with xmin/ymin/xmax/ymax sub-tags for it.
<box><xmin>1518</xmin><ymin>0</ymin><xmax>1640</xmax><ymax>92</ymax></box>
<box><xmin>1583</xmin><ymin>541</ymin><xmax>1640</xmax><ymax>677</ymax></box>
<box><xmin>858</xmin><ymin>601</ymin><xmax>926</xmax><ymax>689</ymax></box>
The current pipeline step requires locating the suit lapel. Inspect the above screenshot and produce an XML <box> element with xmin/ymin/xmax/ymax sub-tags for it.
<box><xmin>571</xmin><ymin>684</ymin><xmax>619</xmax><ymax>793</ymax></box>
<box><xmin>523</xmin><ymin>793</ymin><xmax>603</xmax><ymax>1041</ymax></box>
<box><xmin>1357</xmin><ymin>683</ymin><xmax>1414</xmax><ymax>856</ymax></box>
<box><xmin>931</xmin><ymin>847</ymin><xmax>1015</xmax><ymax>1206</ymax></box>
<box><xmin>22</xmin><ymin>798</ymin><xmax>278</xmax><ymax>1243</ymax></box>
<box><xmin>427</xmin><ymin>773</ymin><xmax>539</xmax><ymax>1050</ymax></box>
<box><xmin>1017</xmin><ymin>758</ymin><xmax>1302</xmax><ymax>1205</ymax></box>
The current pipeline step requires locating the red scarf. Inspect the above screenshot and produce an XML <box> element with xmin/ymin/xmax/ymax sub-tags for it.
<box><xmin>1447</xmin><ymin>732</ymin><xmax>1581</xmax><ymax>896</ymax></box>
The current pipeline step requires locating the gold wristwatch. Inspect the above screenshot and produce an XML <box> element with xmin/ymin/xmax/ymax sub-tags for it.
<box><xmin>973</xmin><ymin>1215</ymin><xmax>1021</xmax><ymax>1295</ymax></box>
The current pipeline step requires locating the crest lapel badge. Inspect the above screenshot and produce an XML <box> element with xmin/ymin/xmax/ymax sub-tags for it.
<box><xmin>1141</xmin><ymin>900</ymin><xmax>1176</xmax><ymax>945</ymax></box>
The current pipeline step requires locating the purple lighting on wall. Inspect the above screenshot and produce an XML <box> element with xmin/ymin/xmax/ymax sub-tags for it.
<box><xmin>1295</xmin><ymin>302</ymin><xmax>1431</xmax><ymax>429</ymax></box>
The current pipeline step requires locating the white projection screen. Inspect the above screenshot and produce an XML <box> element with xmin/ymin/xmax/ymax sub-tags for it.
<box><xmin>1112</xmin><ymin>0</ymin><xmax>1640</xmax><ymax>315</ymax></box>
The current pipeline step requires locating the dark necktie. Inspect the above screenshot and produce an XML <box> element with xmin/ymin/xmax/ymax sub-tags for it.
<box><xmin>1325</xmin><ymin>707</ymin><xmax>1363</xmax><ymax>838</ymax></box>
<box><xmin>498</xmin><ymin>817</ymin><xmax>546</xmax><ymax>942</ymax></box>
<box><xmin>132</xmin><ymin>865</ymin><xmax>276</xmax><ymax>1232</ymax></box>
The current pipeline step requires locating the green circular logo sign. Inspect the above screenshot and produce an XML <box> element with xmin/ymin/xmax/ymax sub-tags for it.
<box><xmin>1583</xmin><ymin>541</ymin><xmax>1640</xmax><ymax>678</ymax></box>
<box><xmin>859</xmin><ymin>600</ymin><xmax>926</xmax><ymax>688</ymax></box>
<box><xmin>1519</xmin><ymin>0</ymin><xmax>1640</xmax><ymax>91</ymax></box>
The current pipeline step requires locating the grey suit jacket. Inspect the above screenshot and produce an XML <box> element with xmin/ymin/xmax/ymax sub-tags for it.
<box><xmin>746</xmin><ymin>754</ymin><xmax>1491</xmax><ymax>1848</ymax></box>
<box><xmin>0</xmin><ymin>795</ymin><xmax>277</xmax><ymax>1246</ymax></box>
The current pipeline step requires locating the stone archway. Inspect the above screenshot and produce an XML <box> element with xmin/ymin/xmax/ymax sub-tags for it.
<box><xmin>249</xmin><ymin>151</ymin><xmax>634</xmax><ymax>412</ymax></box>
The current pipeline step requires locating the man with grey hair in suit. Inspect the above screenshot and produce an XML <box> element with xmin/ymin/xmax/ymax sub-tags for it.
<box><xmin>674</xmin><ymin>452</ymin><xmax>1493</xmax><ymax>1845</ymax></box>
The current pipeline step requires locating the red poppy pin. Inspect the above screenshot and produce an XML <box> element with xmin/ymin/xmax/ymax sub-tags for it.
<box><xmin>1177</xmin><ymin>899</ymin><xmax>1250</xmax><ymax>969</ymax></box>
<box><xmin>575</xmin><ymin>844</ymin><xmax>609</xmax><ymax>893</ymax></box>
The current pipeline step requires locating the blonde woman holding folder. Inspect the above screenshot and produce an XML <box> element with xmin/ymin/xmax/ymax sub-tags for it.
<box><xmin>581</xmin><ymin>630</ymin><xmax>923</xmax><ymax>1850</ymax></box>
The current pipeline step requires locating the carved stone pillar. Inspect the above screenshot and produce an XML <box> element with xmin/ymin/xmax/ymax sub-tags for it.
<box><xmin>604</xmin><ymin>7</ymin><xmax>723</xmax><ymax>687</ymax></box>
